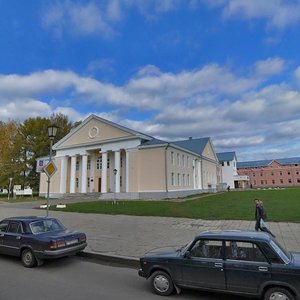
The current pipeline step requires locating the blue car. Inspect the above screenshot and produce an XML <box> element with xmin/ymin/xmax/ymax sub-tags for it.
<box><xmin>0</xmin><ymin>216</ymin><xmax>87</xmax><ymax>267</ymax></box>
<box><xmin>139</xmin><ymin>231</ymin><xmax>300</xmax><ymax>300</ymax></box>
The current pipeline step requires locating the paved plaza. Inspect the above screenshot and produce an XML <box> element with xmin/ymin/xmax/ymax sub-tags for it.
<box><xmin>1</xmin><ymin>200</ymin><xmax>300</xmax><ymax>261</ymax></box>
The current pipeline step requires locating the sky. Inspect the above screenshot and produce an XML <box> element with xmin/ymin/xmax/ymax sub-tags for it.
<box><xmin>1</xmin><ymin>0</ymin><xmax>300</xmax><ymax>161</ymax></box>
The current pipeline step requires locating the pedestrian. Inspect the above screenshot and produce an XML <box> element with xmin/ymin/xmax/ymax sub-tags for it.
<box><xmin>259</xmin><ymin>200</ymin><xmax>276</xmax><ymax>238</ymax></box>
<box><xmin>254</xmin><ymin>199</ymin><xmax>263</xmax><ymax>231</ymax></box>
<box><xmin>227</xmin><ymin>185</ymin><xmax>230</xmax><ymax>192</ymax></box>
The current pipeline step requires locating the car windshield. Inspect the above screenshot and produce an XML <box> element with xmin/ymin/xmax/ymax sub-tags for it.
<box><xmin>29</xmin><ymin>219</ymin><xmax>65</xmax><ymax>234</ymax></box>
<box><xmin>270</xmin><ymin>240</ymin><xmax>291</xmax><ymax>264</ymax></box>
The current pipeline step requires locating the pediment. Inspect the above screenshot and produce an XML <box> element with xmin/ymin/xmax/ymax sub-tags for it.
<box><xmin>202</xmin><ymin>140</ymin><xmax>218</xmax><ymax>161</ymax></box>
<box><xmin>53</xmin><ymin>115</ymin><xmax>150</xmax><ymax>150</ymax></box>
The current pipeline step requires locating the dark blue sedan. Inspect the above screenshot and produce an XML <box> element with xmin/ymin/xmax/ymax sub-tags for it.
<box><xmin>0</xmin><ymin>216</ymin><xmax>87</xmax><ymax>267</ymax></box>
<box><xmin>139</xmin><ymin>231</ymin><xmax>300</xmax><ymax>300</ymax></box>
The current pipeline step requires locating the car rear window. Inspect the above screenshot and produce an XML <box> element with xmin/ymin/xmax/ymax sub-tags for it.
<box><xmin>29</xmin><ymin>219</ymin><xmax>65</xmax><ymax>234</ymax></box>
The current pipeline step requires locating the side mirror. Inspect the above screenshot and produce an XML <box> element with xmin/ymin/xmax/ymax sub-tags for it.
<box><xmin>185</xmin><ymin>250</ymin><xmax>191</xmax><ymax>258</ymax></box>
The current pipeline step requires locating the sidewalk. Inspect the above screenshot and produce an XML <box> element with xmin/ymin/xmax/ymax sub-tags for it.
<box><xmin>1</xmin><ymin>201</ymin><xmax>300</xmax><ymax>264</ymax></box>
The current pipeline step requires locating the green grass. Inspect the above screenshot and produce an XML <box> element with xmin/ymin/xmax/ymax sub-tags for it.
<box><xmin>51</xmin><ymin>188</ymin><xmax>300</xmax><ymax>222</ymax></box>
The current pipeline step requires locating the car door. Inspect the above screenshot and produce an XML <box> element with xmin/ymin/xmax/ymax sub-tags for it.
<box><xmin>224</xmin><ymin>240</ymin><xmax>271</xmax><ymax>295</ymax></box>
<box><xmin>0</xmin><ymin>220</ymin><xmax>9</xmax><ymax>254</ymax></box>
<box><xmin>182</xmin><ymin>239</ymin><xmax>226</xmax><ymax>290</ymax></box>
<box><xmin>2</xmin><ymin>221</ymin><xmax>23</xmax><ymax>256</ymax></box>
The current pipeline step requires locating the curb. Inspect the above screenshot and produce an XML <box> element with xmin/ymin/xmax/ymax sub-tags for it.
<box><xmin>78</xmin><ymin>251</ymin><xmax>140</xmax><ymax>269</ymax></box>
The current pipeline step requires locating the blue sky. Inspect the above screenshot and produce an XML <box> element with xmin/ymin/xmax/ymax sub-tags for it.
<box><xmin>1</xmin><ymin>0</ymin><xmax>300</xmax><ymax>161</ymax></box>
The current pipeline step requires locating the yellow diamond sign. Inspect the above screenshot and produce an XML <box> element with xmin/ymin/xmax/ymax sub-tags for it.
<box><xmin>44</xmin><ymin>160</ymin><xmax>57</xmax><ymax>178</ymax></box>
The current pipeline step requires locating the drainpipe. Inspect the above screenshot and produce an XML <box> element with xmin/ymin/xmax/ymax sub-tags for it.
<box><xmin>165</xmin><ymin>143</ymin><xmax>170</xmax><ymax>193</ymax></box>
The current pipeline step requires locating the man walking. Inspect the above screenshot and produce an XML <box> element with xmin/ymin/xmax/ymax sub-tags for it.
<box><xmin>254</xmin><ymin>199</ymin><xmax>263</xmax><ymax>231</ymax></box>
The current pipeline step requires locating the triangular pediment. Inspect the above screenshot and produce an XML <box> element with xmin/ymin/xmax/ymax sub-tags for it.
<box><xmin>202</xmin><ymin>140</ymin><xmax>218</xmax><ymax>161</ymax></box>
<box><xmin>53</xmin><ymin>115</ymin><xmax>151</xmax><ymax>150</ymax></box>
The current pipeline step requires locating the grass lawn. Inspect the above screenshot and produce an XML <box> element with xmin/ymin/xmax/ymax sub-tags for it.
<box><xmin>52</xmin><ymin>188</ymin><xmax>300</xmax><ymax>222</ymax></box>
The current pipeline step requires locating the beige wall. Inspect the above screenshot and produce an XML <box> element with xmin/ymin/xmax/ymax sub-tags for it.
<box><xmin>202</xmin><ymin>159</ymin><xmax>218</xmax><ymax>188</ymax></box>
<box><xmin>167</xmin><ymin>147</ymin><xmax>195</xmax><ymax>191</ymax></box>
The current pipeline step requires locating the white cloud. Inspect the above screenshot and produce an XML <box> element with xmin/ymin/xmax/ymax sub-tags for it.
<box><xmin>203</xmin><ymin>0</ymin><xmax>300</xmax><ymax>29</ymax></box>
<box><xmin>0</xmin><ymin>58</ymin><xmax>299</xmax><ymax>159</ymax></box>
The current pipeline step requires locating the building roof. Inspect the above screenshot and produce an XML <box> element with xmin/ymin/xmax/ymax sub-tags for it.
<box><xmin>140</xmin><ymin>137</ymin><xmax>211</xmax><ymax>156</ymax></box>
<box><xmin>217</xmin><ymin>152</ymin><xmax>236</xmax><ymax>162</ymax></box>
<box><xmin>172</xmin><ymin>137</ymin><xmax>210</xmax><ymax>155</ymax></box>
<box><xmin>237</xmin><ymin>157</ymin><xmax>300</xmax><ymax>169</ymax></box>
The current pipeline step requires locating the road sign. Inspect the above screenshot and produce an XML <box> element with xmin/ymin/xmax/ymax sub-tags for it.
<box><xmin>44</xmin><ymin>160</ymin><xmax>57</xmax><ymax>178</ymax></box>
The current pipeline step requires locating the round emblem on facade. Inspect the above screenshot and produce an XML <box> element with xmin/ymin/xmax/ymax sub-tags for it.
<box><xmin>88</xmin><ymin>126</ymin><xmax>99</xmax><ymax>139</ymax></box>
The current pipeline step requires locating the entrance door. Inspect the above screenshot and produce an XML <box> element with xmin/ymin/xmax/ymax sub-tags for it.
<box><xmin>98</xmin><ymin>178</ymin><xmax>102</xmax><ymax>192</ymax></box>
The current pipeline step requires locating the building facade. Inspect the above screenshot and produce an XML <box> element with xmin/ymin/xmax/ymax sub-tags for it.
<box><xmin>39</xmin><ymin>115</ymin><xmax>219</xmax><ymax>199</ymax></box>
<box><xmin>217</xmin><ymin>152</ymin><xmax>249</xmax><ymax>189</ymax></box>
<box><xmin>237</xmin><ymin>158</ymin><xmax>300</xmax><ymax>188</ymax></box>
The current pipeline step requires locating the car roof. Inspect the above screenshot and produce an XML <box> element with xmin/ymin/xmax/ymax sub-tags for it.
<box><xmin>3</xmin><ymin>216</ymin><xmax>57</xmax><ymax>223</ymax></box>
<box><xmin>195</xmin><ymin>230</ymin><xmax>272</xmax><ymax>242</ymax></box>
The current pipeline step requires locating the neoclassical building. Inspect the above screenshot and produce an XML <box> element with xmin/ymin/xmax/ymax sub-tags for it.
<box><xmin>39</xmin><ymin>115</ymin><xmax>219</xmax><ymax>199</ymax></box>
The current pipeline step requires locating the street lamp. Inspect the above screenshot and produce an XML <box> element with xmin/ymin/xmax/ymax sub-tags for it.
<box><xmin>113</xmin><ymin>168</ymin><xmax>117</xmax><ymax>204</ymax></box>
<box><xmin>46</xmin><ymin>124</ymin><xmax>58</xmax><ymax>217</ymax></box>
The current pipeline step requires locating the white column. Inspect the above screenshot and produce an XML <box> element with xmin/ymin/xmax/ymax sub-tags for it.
<box><xmin>115</xmin><ymin>150</ymin><xmax>120</xmax><ymax>193</ymax></box>
<box><xmin>125</xmin><ymin>150</ymin><xmax>129</xmax><ymax>192</ymax></box>
<box><xmin>90</xmin><ymin>153</ymin><xmax>95</xmax><ymax>192</ymax></box>
<box><xmin>70</xmin><ymin>155</ymin><xmax>77</xmax><ymax>193</ymax></box>
<box><xmin>197</xmin><ymin>160</ymin><xmax>202</xmax><ymax>189</ymax></box>
<box><xmin>101</xmin><ymin>151</ymin><xmax>107</xmax><ymax>193</ymax></box>
<box><xmin>59</xmin><ymin>156</ymin><xmax>68</xmax><ymax>194</ymax></box>
<box><xmin>81</xmin><ymin>154</ymin><xmax>88</xmax><ymax>193</ymax></box>
<box><xmin>193</xmin><ymin>159</ymin><xmax>196</xmax><ymax>189</ymax></box>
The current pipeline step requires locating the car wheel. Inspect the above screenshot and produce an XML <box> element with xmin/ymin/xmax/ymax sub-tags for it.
<box><xmin>264</xmin><ymin>287</ymin><xmax>295</xmax><ymax>300</ymax></box>
<box><xmin>150</xmin><ymin>271</ymin><xmax>174</xmax><ymax>296</ymax></box>
<box><xmin>21</xmin><ymin>249</ymin><xmax>37</xmax><ymax>268</ymax></box>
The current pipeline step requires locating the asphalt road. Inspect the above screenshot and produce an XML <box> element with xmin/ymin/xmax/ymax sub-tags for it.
<box><xmin>0</xmin><ymin>255</ymin><xmax>252</xmax><ymax>300</ymax></box>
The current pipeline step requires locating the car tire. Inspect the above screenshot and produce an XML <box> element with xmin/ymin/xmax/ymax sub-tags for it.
<box><xmin>264</xmin><ymin>287</ymin><xmax>295</xmax><ymax>300</ymax></box>
<box><xmin>150</xmin><ymin>271</ymin><xmax>174</xmax><ymax>296</ymax></box>
<box><xmin>21</xmin><ymin>249</ymin><xmax>37</xmax><ymax>268</ymax></box>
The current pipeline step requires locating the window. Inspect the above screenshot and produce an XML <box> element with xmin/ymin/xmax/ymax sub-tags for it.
<box><xmin>177</xmin><ymin>173</ymin><xmax>180</xmax><ymax>186</ymax></box>
<box><xmin>259</xmin><ymin>242</ymin><xmax>283</xmax><ymax>264</ymax></box>
<box><xmin>182</xmin><ymin>155</ymin><xmax>185</xmax><ymax>167</ymax></box>
<box><xmin>187</xmin><ymin>174</ymin><xmax>190</xmax><ymax>186</ymax></box>
<box><xmin>287</xmin><ymin>171</ymin><xmax>291</xmax><ymax>175</ymax></box>
<box><xmin>120</xmin><ymin>156</ymin><xmax>123</xmax><ymax>168</ymax></box>
<box><xmin>289</xmin><ymin>179</ymin><xmax>292</xmax><ymax>183</ymax></box>
<box><xmin>272</xmin><ymin>180</ymin><xmax>275</xmax><ymax>184</ymax></box>
<box><xmin>183</xmin><ymin>174</ymin><xmax>185</xmax><ymax>186</ymax></box>
<box><xmin>225</xmin><ymin>241</ymin><xmax>266</xmax><ymax>262</ymax></box>
<box><xmin>171</xmin><ymin>173</ymin><xmax>175</xmax><ymax>186</ymax></box>
<box><xmin>252</xmin><ymin>173</ymin><xmax>255</xmax><ymax>177</ymax></box>
<box><xmin>297</xmin><ymin>179</ymin><xmax>300</xmax><ymax>183</ymax></box>
<box><xmin>76</xmin><ymin>178</ymin><xmax>79</xmax><ymax>188</ymax></box>
<box><xmin>7</xmin><ymin>222</ymin><xmax>22</xmax><ymax>234</ymax></box>
<box><xmin>222</xmin><ymin>162</ymin><xmax>224</xmax><ymax>166</ymax></box>
<box><xmin>187</xmin><ymin>156</ymin><xmax>189</xmax><ymax>168</ymax></box>
<box><xmin>261</xmin><ymin>180</ymin><xmax>264</xmax><ymax>185</ymax></box>
<box><xmin>227</xmin><ymin>161</ymin><xmax>230</xmax><ymax>166</ymax></box>
<box><xmin>260</xmin><ymin>172</ymin><xmax>263</xmax><ymax>177</ymax></box>
<box><xmin>96</xmin><ymin>156</ymin><xmax>102</xmax><ymax>170</ymax></box>
<box><xmin>76</xmin><ymin>160</ymin><xmax>79</xmax><ymax>171</ymax></box>
<box><xmin>296</xmin><ymin>171</ymin><xmax>299</xmax><ymax>175</ymax></box>
<box><xmin>279</xmin><ymin>171</ymin><xmax>283</xmax><ymax>176</ymax></box>
<box><xmin>107</xmin><ymin>157</ymin><xmax>110</xmax><ymax>169</ymax></box>
<box><xmin>271</xmin><ymin>172</ymin><xmax>274</xmax><ymax>176</ymax></box>
<box><xmin>190</xmin><ymin>240</ymin><xmax>223</xmax><ymax>259</ymax></box>
<box><xmin>171</xmin><ymin>152</ymin><xmax>174</xmax><ymax>165</ymax></box>
<box><xmin>253</xmin><ymin>180</ymin><xmax>256</xmax><ymax>185</ymax></box>
<box><xmin>0</xmin><ymin>221</ymin><xmax>9</xmax><ymax>232</ymax></box>
<box><xmin>87</xmin><ymin>177</ymin><xmax>90</xmax><ymax>188</ymax></box>
<box><xmin>120</xmin><ymin>176</ymin><xmax>122</xmax><ymax>187</ymax></box>
<box><xmin>280</xmin><ymin>179</ymin><xmax>284</xmax><ymax>184</ymax></box>
<box><xmin>87</xmin><ymin>158</ymin><xmax>91</xmax><ymax>170</ymax></box>
<box><xmin>177</xmin><ymin>153</ymin><xmax>180</xmax><ymax>166</ymax></box>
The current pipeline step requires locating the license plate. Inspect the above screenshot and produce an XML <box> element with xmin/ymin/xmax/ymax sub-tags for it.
<box><xmin>66</xmin><ymin>239</ymin><xmax>78</xmax><ymax>246</ymax></box>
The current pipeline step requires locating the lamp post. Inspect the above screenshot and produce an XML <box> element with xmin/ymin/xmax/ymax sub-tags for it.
<box><xmin>46</xmin><ymin>124</ymin><xmax>58</xmax><ymax>217</ymax></box>
<box><xmin>113</xmin><ymin>168</ymin><xmax>117</xmax><ymax>204</ymax></box>
<box><xmin>7</xmin><ymin>177</ymin><xmax>12</xmax><ymax>200</ymax></box>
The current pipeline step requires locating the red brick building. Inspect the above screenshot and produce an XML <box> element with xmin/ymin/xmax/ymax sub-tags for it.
<box><xmin>237</xmin><ymin>157</ymin><xmax>300</xmax><ymax>188</ymax></box>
